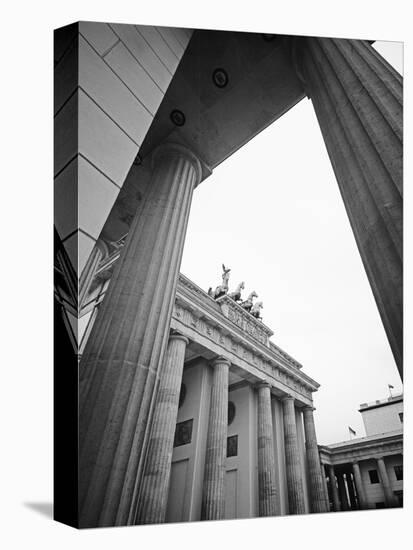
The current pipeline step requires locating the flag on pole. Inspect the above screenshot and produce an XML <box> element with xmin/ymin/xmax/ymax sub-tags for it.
<box><xmin>348</xmin><ymin>426</ymin><xmax>356</xmax><ymax>438</ymax></box>
<box><xmin>388</xmin><ymin>384</ymin><xmax>394</xmax><ymax>389</ymax></box>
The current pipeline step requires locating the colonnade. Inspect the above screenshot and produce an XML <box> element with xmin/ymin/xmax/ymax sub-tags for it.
<box><xmin>324</xmin><ymin>457</ymin><xmax>398</xmax><ymax>511</ymax></box>
<box><xmin>134</xmin><ymin>332</ymin><xmax>329</xmax><ymax>524</ymax></box>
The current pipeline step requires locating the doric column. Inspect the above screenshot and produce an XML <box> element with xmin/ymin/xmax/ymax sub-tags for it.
<box><xmin>256</xmin><ymin>383</ymin><xmax>278</xmax><ymax>516</ymax></box>
<box><xmin>337</xmin><ymin>473</ymin><xmax>350</xmax><ymax>511</ymax></box>
<box><xmin>135</xmin><ymin>333</ymin><xmax>189</xmax><ymax>524</ymax></box>
<box><xmin>302</xmin><ymin>406</ymin><xmax>329</xmax><ymax>513</ymax></box>
<box><xmin>299</xmin><ymin>38</ymin><xmax>403</xmax><ymax>377</ymax></box>
<box><xmin>78</xmin><ymin>143</ymin><xmax>202</xmax><ymax>527</ymax></box>
<box><xmin>346</xmin><ymin>472</ymin><xmax>357</xmax><ymax>510</ymax></box>
<box><xmin>282</xmin><ymin>396</ymin><xmax>306</xmax><ymax>514</ymax></box>
<box><xmin>328</xmin><ymin>465</ymin><xmax>341</xmax><ymax>511</ymax></box>
<box><xmin>201</xmin><ymin>357</ymin><xmax>230</xmax><ymax>520</ymax></box>
<box><xmin>321</xmin><ymin>464</ymin><xmax>331</xmax><ymax>511</ymax></box>
<box><xmin>377</xmin><ymin>457</ymin><xmax>397</xmax><ymax>507</ymax></box>
<box><xmin>352</xmin><ymin>461</ymin><xmax>368</xmax><ymax>510</ymax></box>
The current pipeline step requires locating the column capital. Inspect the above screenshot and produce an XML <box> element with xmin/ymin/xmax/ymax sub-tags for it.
<box><xmin>303</xmin><ymin>405</ymin><xmax>316</xmax><ymax>412</ymax></box>
<box><xmin>168</xmin><ymin>332</ymin><xmax>189</xmax><ymax>345</ymax></box>
<box><xmin>255</xmin><ymin>381</ymin><xmax>271</xmax><ymax>391</ymax></box>
<box><xmin>210</xmin><ymin>356</ymin><xmax>231</xmax><ymax>369</ymax></box>
<box><xmin>281</xmin><ymin>394</ymin><xmax>295</xmax><ymax>403</ymax></box>
<box><xmin>152</xmin><ymin>142</ymin><xmax>203</xmax><ymax>186</ymax></box>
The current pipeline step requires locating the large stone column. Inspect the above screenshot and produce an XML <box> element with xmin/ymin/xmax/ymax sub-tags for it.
<box><xmin>257</xmin><ymin>383</ymin><xmax>278</xmax><ymax>516</ymax></box>
<box><xmin>135</xmin><ymin>333</ymin><xmax>189</xmax><ymax>524</ymax></box>
<box><xmin>302</xmin><ymin>406</ymin><xmax>329</xmax><ymax>513</ymax></box>
<box><xmin>299</xmin><ymin>38</ymin><xmax>403</xmax><ymax>378</ymax></box>
<box><xmin>337</xmin><ymin>472</ymin><xmax>350</xmax><ymax>511</ymax></box>
<box><xmin>352</xmin><ymin>461</ymin><xmax>368</xmax><ymax>510</ymax></box>
<box><xmin>78</xmin><ymin>143</ymin><xmax>202</xmax><ymax>527</ymax></box>
<box><xmin>201</xmin><ymin>357</ymin><xmax>230</xmax><ymax>521</ymax></box>
<box><xmin>377</xmin><ymin>457</ymin><xmax>397</xmax><ymax>507</ymax></box>
<box><xmin>328</xmin><ymin>465</ymin><xmax>341</xmax><ymax>511</ymax></box>
<box><xmin>282</xmin><ymin>396</ymin><xmax>306</xmax><ymax>514</ymax></box>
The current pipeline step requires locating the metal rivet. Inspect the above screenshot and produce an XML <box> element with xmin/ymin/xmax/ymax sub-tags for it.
<box><xmin>170</xmin><ymin>109</ymin><xmax>186</xmax><ymax>126</ymax></box>
<box><xmin>212</xmin><ymin>68</ymin><xmax>229</xmax><ymax>88</ymax></box>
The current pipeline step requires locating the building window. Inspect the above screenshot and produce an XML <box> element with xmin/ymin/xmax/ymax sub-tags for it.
<box><xmin>368</xmin><ymin>469</ymin><xmax>380</xmax><ymax>484</ymax></box>
<box><xmin>399</xmin><ymin>412</ymin><xmax>403</xmax><ymax>423</ymax></box>
<box><xmin>227</xmin><ymin>435</ymin><xmax>238</xmax><ymax>457</ymax></box>
<box><xmin>178</xmin><ymin>383</ymin><xmax>187</xmax><ymax>409</ymax></box>
<box><xmin>228</xmin><ymin>401</ymin><xmax>236</xmax><ymax>425</ymax></box>
<box><xmin>173</xmin><ymin>418</ymin><xmax>193</xmax><ymax>447</ymax></box>
<box><xmin>375</xmin><ymin>502</ymin><xmax>385</xmax><ymax>509</ymax></box>
<box><xmin>394</xmin><ymin>465</ymin><xmax>403</xmax><ymax>481</ymax></box>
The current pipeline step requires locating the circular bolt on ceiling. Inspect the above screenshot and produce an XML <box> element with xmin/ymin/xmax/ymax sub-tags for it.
<box><xmin>212</xmin><ymin>68</ymin><xmax>229</xmax><ymax>88</ymax></box>
<box><xmin>170</xmin><ymin>109</ymin><xmax>186</xmax><ymax>126</ymax></box>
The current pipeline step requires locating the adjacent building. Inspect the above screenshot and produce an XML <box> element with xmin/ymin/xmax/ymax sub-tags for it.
<box><xmin>319</xmin><ymin>395</ymin><xmax>403</xmax><ymax>512</ymax></box>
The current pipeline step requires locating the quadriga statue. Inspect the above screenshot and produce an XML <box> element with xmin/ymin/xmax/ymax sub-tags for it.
<box><xmin>241</xmin><ymin>290</ymin><xmax>258</xmax><ymax>312</ymax></box>
<box><xmin>228</xmin><ymin>281</ymin><xmax>245</xmax><ymax>303</ymax></box>
<box><xmin>250</xmin><ymin>300</ymin><xmax>263</xmax><ymax>319</ymax></box>
<box><xmin>208</xmin><ymin>264</ymin><xmax>231</xmax><ymax>300</ymax></box>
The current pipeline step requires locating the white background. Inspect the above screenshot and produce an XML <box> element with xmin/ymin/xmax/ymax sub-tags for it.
<box><xmin>1</xmin><ymin>1</ymin><xmax>410</xmax><ymax>548</ymax></box>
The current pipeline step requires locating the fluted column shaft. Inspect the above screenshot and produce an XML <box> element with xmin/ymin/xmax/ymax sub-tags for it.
<box><xmin>301</xmin><ymin>38</ymin><xmax>403</xmax><ymax>377</ymax></box>
<box><xmin>282</xmin><ymin>396</ymin><xmax>305</xmax><ymax>514</ymax></box>
<box><xmin>346</xmin><ymin>472</ymin><xmax>357</xmax><ymax>509</ymax></box>
<box><xmin>321</xmin><ymin>465</ymin><xmax>331</xmax><ymax>511</ymax></box>
<box><xmin>337</xmin><ymin>473</ymin><xmax>349</xmax><ymax>511</ymax></box>
<box><xmin>201</xmin><ymin>357</ymin><xmax>230</xmax><ymax>520</ymax></box>
<box><xmin>352</xmin><ymin>462</ymin><xmax>368</xmax><ymax>509</ymax></box>
<box><xmin>135</xmin><ymin>333</ymin><xmax>189</xmax><ymax>524</ymax></box>
<box><xmin>303</xmin><ymin>407</ymin><xmax>329</xmax><ymax>513</ymax></box>
<box><xmin>328</xmin><ymin>465</ymin><xmax>341</xmax><ymax>511</ymax></box>
<box><xmin>78</xmin><ymin>143</ymin><xmax>202</xmax><ymax>528</ymax></box>
<box><xmin>377</xmin><ymin>457</ymin><xmax>397</xmax><ymax>507</ymax></box>
<box><xmin>257</xmin><ymin>383</ymin><xmax>278</xmax><ymax>516</ymax></box>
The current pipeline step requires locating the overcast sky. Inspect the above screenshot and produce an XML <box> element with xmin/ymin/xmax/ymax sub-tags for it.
<box><xmin>181</xmin><ymin>40</ymin><xmax>403</xmax><ymax>445</ymax></box>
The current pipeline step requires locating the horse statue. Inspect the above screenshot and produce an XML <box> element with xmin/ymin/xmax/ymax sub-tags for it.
<box><xmin>241</xmin><ymin>290</ymin><xmax>258</xmax><ymax>312</ymax></box>
<box><xmin>250</xmin><ymin>301</ymin><xmax>263</xmax><ymax>319</ymax></box>
<box><xmin>228</xmin><ymin>281</ymin><xmax>245</xmax><ymax>303</ymax></box>
<box><xmin>208</xmin><ymin>264</ymin><xmax>231</xmax><ymax>300</ymax></box>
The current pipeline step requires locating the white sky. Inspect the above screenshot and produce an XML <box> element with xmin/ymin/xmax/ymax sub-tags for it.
<box><xmin>181</xmin><ymin>41</ymin><xmax>403</xmax><ymax>445</ymax></box>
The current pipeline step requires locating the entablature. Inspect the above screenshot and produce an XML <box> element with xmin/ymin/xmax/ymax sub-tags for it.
<box><xmin>174</xmin><ymin>274</ymin><xmax>319</xmax><ymax>401</ymax></box>
<box><xmin>319</xmin><ymin>431</ymin><xmax>403</xmax><ymax>466</ymax></box>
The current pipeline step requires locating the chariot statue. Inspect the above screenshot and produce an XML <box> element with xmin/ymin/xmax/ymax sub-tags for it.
<box><xmin>228</xmin><ymin>281</ymin><xmax>245</xmax><ymax>303</ymax></box>
<box><xmin>250</xmin><ymin>300</ymin><xmax>263</xmax><ymax>319</ymax></box>
<box><xmin>241</xmin><ymin>290</ymin><xmax>258</xmax><ymax>312</ymax></box>
<box><xmin>208</xmin><ymin>264</ymin><xmax>231</xmax><ymax>300</ymax></box>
